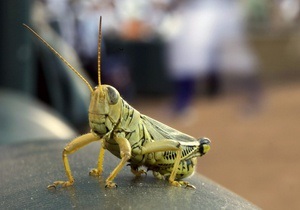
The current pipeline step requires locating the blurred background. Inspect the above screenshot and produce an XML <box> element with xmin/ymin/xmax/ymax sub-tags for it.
<box><xmin>1</xmin><ymin>0</ymin><xmax>300</xmax><ymax>209</ymax></box>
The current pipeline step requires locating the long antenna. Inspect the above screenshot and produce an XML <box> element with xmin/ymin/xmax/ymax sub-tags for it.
<box><xmin>98</xmin><ymin>16</ymin><xmax>104</xmax><ymax>95</ymax></box>
<box><xmin>23</xmin><ymin>23</ymin><xmax>94</xmax><ymax>93</ymax></box>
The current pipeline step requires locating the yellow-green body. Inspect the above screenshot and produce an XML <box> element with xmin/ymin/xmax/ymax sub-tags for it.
<box><xmin>89</xmin><ymin>85</ymin><xmax>210</xmax><ymax>182</ymax></box>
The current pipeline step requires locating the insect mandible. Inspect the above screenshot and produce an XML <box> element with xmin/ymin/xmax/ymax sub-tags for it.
<box><xmin>23</xmin><ymin>17</ymin><xmax>211</xmax><ymax>189</ymax></box>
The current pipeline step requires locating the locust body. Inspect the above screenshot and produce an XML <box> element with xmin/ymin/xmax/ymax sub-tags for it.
<box><xmin>24</xmin><ymin>17</ymin><xmax>211</xmax><ymax>189</ymax></box>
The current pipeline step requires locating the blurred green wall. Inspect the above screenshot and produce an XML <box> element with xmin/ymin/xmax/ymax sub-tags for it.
<box><xmin>0</xmin><ymin>0</ymin><xmax>35</xmax><ymax>95</ymax></box>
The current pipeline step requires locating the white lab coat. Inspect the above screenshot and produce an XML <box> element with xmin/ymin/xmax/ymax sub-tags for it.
<box><xmin>165</xmin><ymin>0</ymin><xmax>257</xmax><ymax>79</ymax></box>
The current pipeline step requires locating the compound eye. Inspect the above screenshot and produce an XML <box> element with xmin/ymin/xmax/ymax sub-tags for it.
<box><xmin>107</xmin><ymin>86</ymin><xmax>119</xmax><ymax>105</ymax></box>
<box><xmin>200</xmin><ymin>138</ymin><xmax>210</xmax><ymax>145</ymax></box>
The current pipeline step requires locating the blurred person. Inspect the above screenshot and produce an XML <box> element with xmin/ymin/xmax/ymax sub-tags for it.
<box><xmin>279</xmin><ymin>0</ymin><xmax>300</xmax><ymax>24</ymax></box>
<box><xmin>162</xmin><ymin>0</ymin><xmax>261</xmax><ymax>115</ymax></box>
<box><xmin>219</xmin><ymin>0</ymin><xmax>262</xmax><ymax>114</ymax></box>
<box><xmin>163</xmin><ymin>0</ymin><xmax>224</xmax><ymax>114</ymax></box>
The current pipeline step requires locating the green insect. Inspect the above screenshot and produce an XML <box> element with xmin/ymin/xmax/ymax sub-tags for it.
<box><xmin>23</xmin><ymin>17</ymin><xmax>211</xmax><ymax>189</ymax></box>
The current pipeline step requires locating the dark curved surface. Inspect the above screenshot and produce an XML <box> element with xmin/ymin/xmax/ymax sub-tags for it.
<box><xmin>0</xmin><ymin>90</ymin><xmax>78</xmax><ymax>145</ymax></box>
<box><xmin>0</xmin><ymin>140</ymin><xmax>259</xmax><ymax>209</ymax></box>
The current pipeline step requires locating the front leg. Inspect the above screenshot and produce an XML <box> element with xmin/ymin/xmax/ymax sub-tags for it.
<box><xmin>105</xmin><ymin>134</ymin><xmax>131</xmax><ymax>188</ymax></box>
<box><xmin>48</xmin><ymin>133</ymin><xmax>100</xmax><ymax>189</ymax></box>
<box><xmin>89</xmin><ymin>146</ymin><xmax>105</xmax><ymax>176</ymax></box>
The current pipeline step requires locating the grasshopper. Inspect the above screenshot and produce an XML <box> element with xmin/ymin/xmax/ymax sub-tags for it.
<box><xmin>23</xmin><ymin>17</ymin><xmax>211</xmax><ymax>189</ymax></box>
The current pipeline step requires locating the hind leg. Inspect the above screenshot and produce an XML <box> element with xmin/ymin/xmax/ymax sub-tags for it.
<box><xmin>138</xmin><ymin>139</ymin><xmax>183</xmax><ymax>187</ymax></box>
<box><xmin>154</xmin><ymin>158</ymin><xmax>197</xmax><ymax>188</ymax></box>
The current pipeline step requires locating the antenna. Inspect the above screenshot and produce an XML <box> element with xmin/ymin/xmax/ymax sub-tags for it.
<box><xmin>23</xmin><ymin>23</ymin><xmax>94</xmax><ymax>93</ymax></box>
<box><xmin>98</xmin><ymin>16</ymin><xmax>104</xmax><ymax>95</ymax></box>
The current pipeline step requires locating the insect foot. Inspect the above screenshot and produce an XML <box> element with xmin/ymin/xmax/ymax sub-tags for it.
<box><xmin>185</xmin><ymin>184</ymin><xmax>196</xmax><ymax>189</ymax></box>
<box><xmin>169</xmin><ymin>180</ymin><xmax>196</xmax><ymax>189</ymax></box>
<box><xmin>105</xmin><ymin>181</ymin><xmax>118</xmax><ymax>188</ymax></box>
<box><xmin>129</xmin><ymin>166</ymin><xmax>147</xmax><ymax>177</ymax></box>
<box><xmin>47</xmin><ymin>180</ymin><xmax>74</xmax><ymax>189</ymax></box>
<box><xmin>179</xmin><ymin>181</ymin><xmax>196</xmax><ymax>189</ymax></box>
<box><xmin>89</xmin><ymin>168</ymin><xmax>102</xmax><ymax>176</ymax></box>
<box><xmin>169</xmin><ymin>180</ymin><xmax>182</xmax><ymax>187</ymax></box>
<box><xmin>131</xmin><ymin>169</ymin><xmax>147</xmax><ymax>177</ymax></box>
